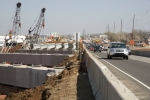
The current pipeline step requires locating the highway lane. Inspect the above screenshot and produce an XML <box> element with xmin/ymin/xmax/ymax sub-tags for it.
<box><xmin>89</xmin><ymin>50</ymin><xmax>150</xmax><ymax>100</ymax></box>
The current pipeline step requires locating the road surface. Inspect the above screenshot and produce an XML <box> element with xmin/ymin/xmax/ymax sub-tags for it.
<box><xmin>90</xmin><ymin>50</ymin><xmax>150</xmax><ymax>100</ymax></box>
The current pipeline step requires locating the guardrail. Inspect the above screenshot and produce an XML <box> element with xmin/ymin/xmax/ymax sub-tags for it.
<box><xmin>84</xmin><ymin>46</ymin><xmax>139</xmax><ymax>100</ymax></box>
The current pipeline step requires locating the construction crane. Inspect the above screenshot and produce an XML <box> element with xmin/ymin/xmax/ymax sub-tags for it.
<box><xmin>1</xmin><ymin>2</ymin><xmax>22</xmax><ymax>53</ymax></box>
<box><xmin>28</xmin><ymin>8</ymin><xmax>46</xmax><ymax>45</ymax></box>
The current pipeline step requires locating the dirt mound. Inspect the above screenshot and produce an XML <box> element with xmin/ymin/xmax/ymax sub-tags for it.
<box><xmin>5</xmin><ymin>53</ymin><xmax>94</xmax><ymax>100</ymax></box>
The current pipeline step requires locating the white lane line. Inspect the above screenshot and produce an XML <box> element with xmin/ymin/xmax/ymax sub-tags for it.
<box><xmin>93</xmin><ymin>53</ymin><xmax>150</xmax><ymax>90</ymax></box>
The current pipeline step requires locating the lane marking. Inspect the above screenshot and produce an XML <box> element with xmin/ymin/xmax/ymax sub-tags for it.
<box><xmin>92</xmin><ymin>53</ymin><xmax>150</xmax><ymax>90</ymax></box>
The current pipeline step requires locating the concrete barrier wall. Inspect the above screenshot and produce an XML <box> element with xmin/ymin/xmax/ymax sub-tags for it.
<box><xmin>84</xmin><ymin>47</ymin><xmax>139</xmax><ymax>100</ymax></box>
<box><xmin>131</xmin><ymin>50</ymin><xmax>150</xmax><ymax>57</ymax></box>
<box><xmin>0</xmin><ymin>64</ymin><xmax>64</xmax><ymax>88</ymax></box>
<box><xmin>0</xmin><ymin>53</ymin><xmax>69</xmax><ymax>66</ymax></box>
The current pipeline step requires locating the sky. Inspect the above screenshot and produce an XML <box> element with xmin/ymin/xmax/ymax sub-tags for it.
<box><xmin>0</xmin><ymin>0</ymin><xmax>150</xmax><ymax>35</ymax></box>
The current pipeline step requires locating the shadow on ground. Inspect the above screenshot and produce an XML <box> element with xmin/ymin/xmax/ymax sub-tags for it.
<box><xmin>76</xmin><ymin>62</ymin><xmax>95</xmax><ymax>100</ymax></box>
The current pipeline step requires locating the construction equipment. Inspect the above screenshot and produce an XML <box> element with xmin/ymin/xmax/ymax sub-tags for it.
<box><xmin>1</xmin><ymin>2</ymin><xmax>22</xmax><ymax>53</ymax></box>
<box><xmin>28</xmin><ymin>8</ymin><xmax>46</xmax><ymax>45</ymax></box>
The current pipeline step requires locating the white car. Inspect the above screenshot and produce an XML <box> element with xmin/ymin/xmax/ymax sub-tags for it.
<box><xmin>107</xmin><ymin>42</ymin><xmax>129</xmax><ymax>60</ymax></box>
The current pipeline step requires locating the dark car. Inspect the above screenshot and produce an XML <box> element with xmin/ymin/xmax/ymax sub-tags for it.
<box><xmin>93</xmin><ymin>44</ymin><xmax>102</xmax><ymax>52</ymax></box>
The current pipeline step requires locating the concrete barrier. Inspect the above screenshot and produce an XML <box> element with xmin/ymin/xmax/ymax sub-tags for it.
<box><xmin>55</xmin><ymin>43</ymin><xmax>62</xmax><ymax>49</ymax></box>
<box><xmin>47</xmin><ymin>43</ymin><xmax>55</xmax><ymax>50</ymax></box>
<box><xmin>0</xmin><ymin>64</ymin><xmax>64</xmax><ymax>88</ymax></box>
<box><xmin>131</xmin><ymin>50</ymin><xmax>150</xmax><ymax>57</ymax></box>
<box><xmin>33</xmin><ymin>44</ymin><xmax>41</xmax><ymax>50</ymax></box>
<box><xmin>15</xmin><ymin>49</ymin><xmax>75</xmax><ymax>54</ymax></box>
<box><xmin>0</xmin><ymin>53</ymin><xmax>69</xmax><ymax>66</ymax></box>
<box><xmin>84</xmin><ymin>46</ymin><xmax>139</xmax><ymax>100</ymax></box>
<box><xmin>63</xmin><ymin>43</ymin><xmax>69</xmax><ymax>49</ymax></box>
<box><xmin>40</xmin><ymin>44</ymin><xmax>48</xmax><ymax>50</ymax></box>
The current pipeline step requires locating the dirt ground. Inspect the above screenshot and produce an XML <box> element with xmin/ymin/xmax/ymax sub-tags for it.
<box><xmin>4</xmin><ymin>54</ymin><xmax>95</xmax><ymax>100</ymax></box>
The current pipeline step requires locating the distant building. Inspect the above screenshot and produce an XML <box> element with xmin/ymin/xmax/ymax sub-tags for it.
<box><xmin>99</xmin><ymin>34</ymin><xmax>108</xmax><ymax>40</ymax></box>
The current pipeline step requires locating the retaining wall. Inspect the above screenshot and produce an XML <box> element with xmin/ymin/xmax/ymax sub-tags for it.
<box><xmin>84</xmin><ymin>46</ymin><xmax>139</xmax><ymax>100</ymax></box>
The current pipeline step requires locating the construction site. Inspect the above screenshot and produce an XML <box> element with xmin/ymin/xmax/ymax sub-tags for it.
<box><xmin>0</xmin><ymin>2</ymin><xmax>95</xmax><ymax>100</ymax></box>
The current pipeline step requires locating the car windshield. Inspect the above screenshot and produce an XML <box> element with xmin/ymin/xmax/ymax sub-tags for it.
<box><xmin>111</xmin><ymin>43</ymin><xmax>126</xmax><ymax>48</ymax></box>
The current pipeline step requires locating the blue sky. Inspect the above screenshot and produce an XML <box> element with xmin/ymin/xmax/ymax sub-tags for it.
<box><xmin>0</xmin><ymin>0</ymin><xmax>150</xmax><ymax>35</ymax></box>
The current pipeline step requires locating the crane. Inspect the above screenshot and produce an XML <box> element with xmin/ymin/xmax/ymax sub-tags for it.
<box><xmin>28</xmin><ymin>8</ymin><xmax>46</xmax><ymax>45</ymax></box>
<box><xmin>1</xmin><ymin>2</ymin><xmax>22</xmax><ymax>53</ymax></box>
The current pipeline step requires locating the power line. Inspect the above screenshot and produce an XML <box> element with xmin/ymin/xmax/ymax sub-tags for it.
<box><xmin>122</xmin><ymin>20</ymin><xmax>132</xmax><ymax>26</ymax></box>
<box><xmin>136</xmin><ymin>21</ymin><xmax>150</xmax><ymax>26</ymax></box>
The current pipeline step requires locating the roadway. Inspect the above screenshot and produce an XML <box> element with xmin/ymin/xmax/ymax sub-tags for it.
<box><xmin>89</xmin><ymin>50</ymin><xmax>150</xmax><ymax>100</ymax></box>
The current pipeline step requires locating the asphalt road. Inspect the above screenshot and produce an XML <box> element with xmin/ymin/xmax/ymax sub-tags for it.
<box><xmin>90</xmin><ymin>50</ymin><xmax>150</xmax><ymax>100</ymax></box>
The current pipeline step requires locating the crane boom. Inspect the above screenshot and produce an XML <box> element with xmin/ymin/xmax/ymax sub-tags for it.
<box><xmin>28</xmin><ymin>8</ymin><xmax>46</xmax><ymax>44</ymax></box>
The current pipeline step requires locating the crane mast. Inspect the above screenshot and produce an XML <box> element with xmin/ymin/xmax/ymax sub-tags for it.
<box><xmin>12</xmin><ymin>2</ymin><xmax>21</xmax><ymax>38</ymax></box>
<box><xmin>29</xmin><ymin>8</ymin><xmax>46</xmax><ymax>44</ymax></box>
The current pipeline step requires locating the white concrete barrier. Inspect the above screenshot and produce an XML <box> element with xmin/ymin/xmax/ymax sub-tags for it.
<box><xmin>33</xmin><ymin>44</ymin><xmax>41</xmax><ymax>50</ymax></box>
<box><xmin>40</xmin><ymin>44</ymin><xmax>48</xmax><ymax>50</ymax></box>
<box><xmin>55</xmin><ymin>43</ymin><xmax>62</xmax><ymax>49</ymax></box>
<box><xmin>72</xmin><ymin>43</ymin><xmax>76</xmax><ymax>49</ymax></box>
<box><xmin>84</xmin><ymin>45</ymin><xmax>139</xmax><ymax>100</ymax></box>
<box><xmin>47</xmin><ymin>43</ymin><xmax>55</xmax><ymax>50</ymax></box>
<box><xmin>63</xmin><ymin>43</ymin><xmax>69</xmax><ymax>49</ymax></box>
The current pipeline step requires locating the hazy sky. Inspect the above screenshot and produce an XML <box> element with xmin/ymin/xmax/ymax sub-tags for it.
<box><xmin>0</xmin><ymin>0</ymin><xmax>150</xmax><ymax>35</ymax></box>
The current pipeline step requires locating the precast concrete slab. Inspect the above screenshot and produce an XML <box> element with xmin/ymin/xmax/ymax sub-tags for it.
<box><xmin>47</xmin><ymin>68</ymin><xmax>64</xmax><ymax>76</ymax></box>
<box><xmin>29</xmin><ymin>67</ymin><xmax>48</xmax><ymax>88</ymax></box>
<box><xmin>0</xmin><ymin>64</ymin><xmax>66</xmax><ymax>88</ymax></box>
<box><xmin>33</xmin><ymin>44</ymin><xmax>41</xmax><ymax>50</ymax></box>
<box><xmin>47</xmin><ymin>43</ymin><xmax>55</xmax><ymax>50</ymax></box>
<box><xmin>15</xmin><ymin>49</ymin><xmax>75</xmax><ymax>54</ymax></box>
<box><xmin>14</xmin><ymin>65</ymin><xmax>28</xmax><ymax>88</ymax></box>
<box><xmin>40</xmin><ymin>44</ymin><xmax>48</xmax><ymax>50</ymax></box>
<box><xmin>22</xmin><ymin>53</ymin><xmax>33</xmax><ymax>65</ymax></box>
<box><xmin>31</xmin><ymin>54</ymin><xmax>42</xmax><ymax>65</ymax></box>
<box><xmin>7</xmin><ymin>66</ymin><xmax>16</xmax><ymax>86</ymax></box>
<box><xmin>55</xmin><ymin>43</ymin><xmax>62</xmax><ymax>49</ymax></box>
<box><xmin>12</xmin><ymin>53</ymin><xmax>23</xmax><ymax>64</ymax></box>
<box><xmin>0</xmin><ymin>64</ymin><xmax>10</xmax><ymax>84</ymax></box>
<box><xmin>63</xmin><ymin>43</ymin><xmax>69</xmax><ymax>49</ymax></box>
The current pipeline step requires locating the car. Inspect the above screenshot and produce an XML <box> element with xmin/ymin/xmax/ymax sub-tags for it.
<box><xmin>93</xmin><ymin>44</ymin><xmax>102</xmax><ymax>52</ymax></box>
<box><xmin>89</xmin><ymin>44</ymin><xmax>95</xmax><ymax>51</ymax></box>
<box><xmin>107</xmin><ymin>42</ymin><xmax>129</xmax><ymax>60</ymax></box>
<box><xmin>99</xmin><ymin>44</ymin><xmax>104</xmax><ymax>51</ymax></box>
<box><xmin>126</xmin><ymin>46</ymin><xmax>131</xmax><ymax>55</ymax></box>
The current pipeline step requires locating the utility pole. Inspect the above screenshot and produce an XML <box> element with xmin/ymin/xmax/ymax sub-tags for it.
<box><xmin>132</xmin><ymin>14</ymin><xmax>135</xmax><ymax>49</ymax></box>
<box><xmin>113</xmin><ymin>22</ymin><xmax>115</xmax><ymax>33</ymax></box>
<box><xmin>119</xmin><ymin>19</ymin><xmax>122</xmax><ymax>41</ymax></box>
<box><xmin>106</xmin><ymin>24</ymin><xmax>107</xmax><ymax>32</ymax></box>
<box><xmin>121</xmin><ymin>19</ymin><xmax>122</xmax><ymax>33</ymax></box>
<box><xmin>108</xmin><ymin>24</ymin><xmax>109</xmax><ymax>32</ymax></box>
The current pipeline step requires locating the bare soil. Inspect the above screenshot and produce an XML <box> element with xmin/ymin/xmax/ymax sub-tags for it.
<box><xmin>4</xmin><ymin>54</ymin><xmax>95</xmax><ymax>100</ymax></box>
